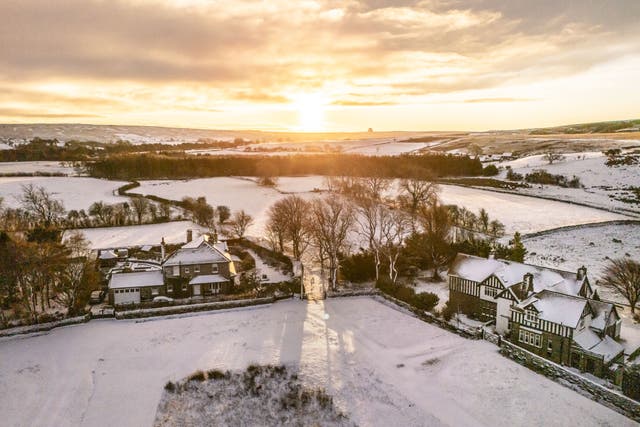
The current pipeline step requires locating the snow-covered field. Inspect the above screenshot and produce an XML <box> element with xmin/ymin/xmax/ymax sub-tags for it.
<box><xmin>0</xmin><ymin>161</ymin><xmax>77</xmax><ymax>175</ymax></box>
<box><xmin>64</xmin><ymin>221</ymin><xmax>208</xmax><ymax>250</ymax></box>
<box><xmin>136</xmin><ymin>178</ymin><xmax>322</xmax><ymax>236</ymax></box>
<box><xmin>492</xmin><ymin>152</ymin><xmax>640</xmax><ymax>215</ymax></box>
<box><xmin>0</xmin><ymin>297</ymin><xmax>632</xmax><ymax>427</ymax></box>
<box><xmin>438</xmin><ymin>184</ymin><xmax>625</xmax><ymax>234</ymax></box>
<box><xmin>0</xmin><ymin>176</ymin><xmax>126</xmax><ymax>211</ymax></box>
<box><xmin>523</xmin><ymin>221</ymin><xmax>640</xmax><ymax>300</ymax></box>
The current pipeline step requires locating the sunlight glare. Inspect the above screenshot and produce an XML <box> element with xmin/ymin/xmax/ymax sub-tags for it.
<box><xmin>292</xmin><ymin>93</ymin><xmax>327</xmax><ymax>132</ymax></box>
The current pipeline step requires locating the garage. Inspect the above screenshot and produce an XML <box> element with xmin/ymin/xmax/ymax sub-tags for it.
<box><xmin>113</xmin><ymin>288</ymin><xmax>141</xmax><ymax>305</ymax></box>
<box><xmin>109</xmin><ymin>270</ymin><xmax>164</xmax><ymax>306</ymax></box>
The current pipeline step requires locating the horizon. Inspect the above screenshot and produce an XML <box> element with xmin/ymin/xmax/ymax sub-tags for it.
<box><xmin>1</xmin><ymin>1</ymin><xmax>639</xmax><ymax>132</ymax></box>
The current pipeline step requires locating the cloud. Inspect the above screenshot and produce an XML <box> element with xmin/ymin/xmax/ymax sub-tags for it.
<box><xmin>463</xmin><ymin>97</ymin><xmax>537</xmax><ymax>103</ymax></box>
<box><xmin>0</xmin><ymin>108</ymin><xmax>102</xmax><ymax>119</ymax></box>
<box><xmin>0</xmin><ymin>0</ymin><xmax>638</xmax><ymax>126</ymax></box>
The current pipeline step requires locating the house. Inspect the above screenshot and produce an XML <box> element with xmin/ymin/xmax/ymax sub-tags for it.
<box><xmin>448</xmin><ymin>253</ymin><xmax>624</xmax><ymax>377</ymax></box>
<box><xmin>162</xmin><ymin>234</ymin><xmax>237</xmax><ymax>299</ymax></box>
<box><xmin>108</xmin><ymin>270</ymin><xmax>165</xmax><ymax>305</ymax></box>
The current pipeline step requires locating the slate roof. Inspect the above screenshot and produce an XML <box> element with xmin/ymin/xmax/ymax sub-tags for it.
<box><xmin>517</xmin><ymin>290</ymin><xmax>588</xmax><ymax>328</ymax></box>
<box><xmin>573</xmin><ymin>328</ymin><xmax>624</xmax><ymax>363</ymax></box>
<box><xmin>189</xmin><ymin>274</ymin><xmax>229</xmax><ymax>285</ymax></box>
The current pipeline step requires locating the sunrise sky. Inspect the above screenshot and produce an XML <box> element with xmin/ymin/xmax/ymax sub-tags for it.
<box><xmin>1</xmin><ymin>0</ymin><xmax>639</xmax><ymax>132</ymax></box>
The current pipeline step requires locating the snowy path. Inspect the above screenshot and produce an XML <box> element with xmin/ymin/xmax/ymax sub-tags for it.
<box><xmin>0</xmin><ymin>298</ymin><xmax>633</xmax><ymax>427</ymax></box>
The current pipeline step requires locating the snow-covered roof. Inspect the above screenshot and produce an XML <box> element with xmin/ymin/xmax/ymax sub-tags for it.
<box><xmin>189</xmin><ymin>274</ymin><xmax>229</xmax><ymax>285</ymax></box>
<box><xmin>163</xmin><ymin>237</ymin><xmax>231</xmax><ymax>266</ymax></box>
<box><xmin>449</xmin><ymin>253</ymin><xmax>585</xmax><ymax>297</ymax></box>
<box><xmin>589</xmin><ymin>300</ymin><xmax>618</xmax><ymax>332</ymax></box>
<box><xmin>519</xmin><ymin>290</ymin><xmax>587</xmax><ymax>327</ymax></box>
<box><xmin>573</xmin><ymin>328</ymin><xmax>624</xmax><ymax>363</ymax></box>
<box><xmin>109</xmin><ymin>270</ymin><xmax>163</xmax><ymax>289</ymax></box>
<box><xmin>99</xmin><ymin>250</ymin><xmax>117</xmax><ymax>260</ymax></box>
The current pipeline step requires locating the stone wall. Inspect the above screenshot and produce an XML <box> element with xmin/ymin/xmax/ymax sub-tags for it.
<box><xmin>500</xmin><ymin>339</ymin><xmax>640</xmax><ymax>422</ymax></box>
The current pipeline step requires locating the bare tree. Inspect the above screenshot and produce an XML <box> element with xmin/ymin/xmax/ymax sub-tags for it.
<box><xmin>355</xmin><ymin>198</ymin><xmax>383</xmax><ymax>281</ymax></box>
<box><xmin>19</xmin><ymin>184</ymin><xmax>64</xmax><ymax>228</ymax></box>
<box><xmin>309</xmin><ymin>197</ymin><xmax>355</xmax><ymax>290</ymax></box>
<box><xmin>478</xmin><ymin>208</ymin><xmax>489</xmax><ymax>232</ymax></box>
<box><xmin>379</xmin><ymin>208</ymin><xmax>411</xmax><ymax>283</ymax></box>
<box><xmin>602</xmin><ymin>258</ymin><xmax>640</xmax><ymax>313</ymax></box>
<box><xmin>397</xmin><ymin>170</ymin><xmax>439</xmax><ymax>230</ymax></box>
<box><xmin>266</xmin><ymin>203</ymin><xmax>287</xmax><ymax>252</ymax></box>
<box><xmin>231</xmin><ymin>210</ymin><xmax>254</xmax><ymax>239</ymax></box>
<box><xmin>89</xmin><ymin>201</ymin><xmax>113</xmax><ymax>226</ymax></box>
<box><xmin>281</xmin><ymin>195</ymin><xmax>312</xmax><ymax>259</ymax></box>
<box><xmin>419</xmin><ymin>203</ymin><xmax>453</xmax><ymax>280</ymax></box>
<box><xmin>130</xmin><ymin>197</ymin><xmax>150</xmax><ymax>224</ymax></box>
<box><xmin>360</xmin><ymin>176</ymin><xmax>390</xmax><ymax>200</ymax></box>
<box><xmin>543</xmin><ymin>151</ymin><xmax>566</xmax><ymax>164</ymax></box>
<box><xmin>467</xmin><ymin>143</ymin><xmax>483</xmax><ymax>157</ymax></box>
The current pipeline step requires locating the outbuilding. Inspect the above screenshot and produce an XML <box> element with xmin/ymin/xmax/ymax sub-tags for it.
<box><xmin>108</xmin><ymin>270</ymin><xmax>164</xmax><ymax>306</ymax></box>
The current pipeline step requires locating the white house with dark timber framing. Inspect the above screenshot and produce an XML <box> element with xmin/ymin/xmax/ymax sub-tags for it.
<box><xmin>448</xmin><ymin>253</ymin><xmax>624</xmax><ymax>378</ymax></box>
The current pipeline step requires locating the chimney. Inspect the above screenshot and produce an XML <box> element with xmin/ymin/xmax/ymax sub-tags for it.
<box><xmin>161</xmin><ymin>237</ymin><xmax>166</xmax><ymax>261</ymax></box>
<box><xmin>523</xmin><ymin>273</ymin><xmax>534</xmax><ymax>294</ymax></box>
<box><xmin>577</xmin><ymin>265</ymin><xmax>587</xmax><ymax>280</ymax></box>
<box><xmin>186</xmin><ymin>229</ymin><xmax>193</xmax><ymax>243</ymax></box>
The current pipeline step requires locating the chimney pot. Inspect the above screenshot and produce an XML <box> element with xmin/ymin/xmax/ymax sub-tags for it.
<box><xmin>186</xmin><ymin>229</ymin><xmax>193</xmax><ymax>243</ymax></box>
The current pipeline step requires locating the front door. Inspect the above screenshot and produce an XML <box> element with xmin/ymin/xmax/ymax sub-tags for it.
<box><xmin>193</xmin><ymin>284</ymin><xmax>201</xmax><ymax>296</ymax></box>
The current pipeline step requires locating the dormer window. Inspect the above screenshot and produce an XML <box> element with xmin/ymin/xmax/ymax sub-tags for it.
<box><xmin>525</xmin><ymin>309</ymin><xmax>538</xmax><ymax>325</ymax></box>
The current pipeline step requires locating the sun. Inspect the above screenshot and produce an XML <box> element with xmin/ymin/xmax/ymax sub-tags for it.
<box><xmin>291</xmin><ymin>93</ymin><xmax>327</xmax><ymax>132</ymax></box>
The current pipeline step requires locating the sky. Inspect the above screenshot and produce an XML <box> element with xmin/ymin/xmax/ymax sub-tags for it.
<box><xmin>1</xmin><ymin>0</ymin><xmax>639</xmax><ymax>132</ymax></box>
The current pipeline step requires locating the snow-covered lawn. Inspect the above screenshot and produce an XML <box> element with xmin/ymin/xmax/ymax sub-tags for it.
<box><xmin>0</xmin><ymin>176</ymin><xmax>126</xmax><ymax>211</ymax></box>
<box><xmin>245</xmin><ymin>248</ymin><xmax>292</xmax><ymax>284</ymax></box>
<box><xmin>0</xmin><ymin>161</ymin><xmax>77</xmax><ymax>175</ymax></box>
<box><xmin>0</xmin><ymin>298</ymin><xmax>633</xmax><ymax>427</ymax></box>
<box><xmin>523</xmin><ymin>221</ymin><xmax>640</xmax><ymax>302</ymax></box>
<box><xmin>64</xmin><ymin>221</ymin><xmax>208</xmax><ymax>250</ymax></box>
<box><xmin>491</xmin><ymin>152</ymin><xmax>640</xmax><ymax>215</ymax></box>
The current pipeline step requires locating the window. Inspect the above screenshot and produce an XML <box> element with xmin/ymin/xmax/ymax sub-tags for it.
<box><xmin>167</xmin><ymin>284</ymin><xmax>173</xmax><ymax>293</ymax></box>
<box><xmin>211</xmin><ymin>283</ymin><xmax>220</xmax><ymax>294</ymax></box>
<box><xmin>165</xmin><ymin>267</ymin><xmax>172</xmax><ymax>276</ymax></box>
<box><xmin>211</xmin><ymin>264</ymin><xmax>219</xmax><ymax>274</ymax></box>
<box><xmin>182</xmin><ymin>283</ymin><xmax>188</xmax><ymax>291</ymax></box>
<box><xmin>484</xmin><ymin>287</ymin><xmax>498</xmax><ymax>297</ymax></box>
<box><xmin>151</xmin><ymin>287</ymin><xmax>159</xmax><ymax>296</ymax></box>
<box><xmin>173</xmin><ymin>266</ymin><xmax>179</xmax><ymax>276</ymax></box>
<box><xmin>519</xmin><ymin>330</ymin><xmax>542</xmax><ymax>348</ymax></box>
<box><xmin>185</xmin><ymin>267</ymin><xmax>190</xmax><ymax>274</ymax></box>
<box><xmin>194</xmin><ymin>265</ymin><xmax>200</xmax><ymax>273</ymax></box>
<box><xmin>547</xmin><ymin>339</ymin><xmax>553</xmax><ymax>356</ymax></box>
<box><xmin>525</xmin><ymin>309</ymin><xmax>538</xmax><ymax>326</ymax></box>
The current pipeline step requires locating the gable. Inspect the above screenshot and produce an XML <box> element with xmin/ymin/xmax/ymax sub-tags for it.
<box><xmin>481</xmin><ymin>275</ymin><xmax>505</xmax><ymax>289</ymax></box>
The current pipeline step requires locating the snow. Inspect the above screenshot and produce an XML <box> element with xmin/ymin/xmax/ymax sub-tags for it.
<box><xmin>0</xmin><ymin>161</ymin><xmax>77</xmax><ymax>175</ymax></box>
<box><xmin>0</xmin><ymin>176</ymin><xmax>127</xmax><ymax>211</ymax></box>
<box><xmin>276</xmin><ymin>175</ymin><xmax>327</xmax><ymax>193</ymax></box>
<box><xmin>189</xmin><ymin>274</ymin><xmax>228</xmax><ymax>285</ymax></box>
<box><xmin>526</xmin><ymin>292</ymin><xmax>587</xmax><ymax>327</ymax></box>
<box><xmin>0</xmin><ymin>297</ymin><xmax>633</xmax><ymax>427</ymax></box>
<box><xmin>493</xmin><ymin>152</ymin><xmax>640</xmax><ymax>215</ymax></box>
<box><xmin>437</xmin><ymin>184</ymin><xmax>627</xmax><ymax>234</ymax></box>
<box><xmin>523</xmin><ymin>222</ymin><xmax>640</xmax><ymax>302</ymax></box>
<box><xmin>110</xmin><ymin>271</ymin><xmax>164</xmax><ymax>290</ymax></box>
<box><xmin>164</xmin><ymin>241</ymin><xmax>229</xmax><ymax>265</ymax></box>
<box><xmin>246</xmin><ymin>248</ymin><xmax>292</xmax><ymax>284</ymax></box>
<box><xmin>136</xmin><ymin>178</ymin><xmax>321</xmax><ymax>236</ymax></box>
<box><xmin>65</xmin><ymin>221</ymin><xmax>208</xmax><ymax>250</ymax></box>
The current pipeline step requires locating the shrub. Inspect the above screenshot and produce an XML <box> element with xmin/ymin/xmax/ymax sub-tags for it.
<box><xmin>188</xmin><ymin>371</ymin><xmax>206</xmax><ymax>382</ymax></box>
<box><xmin>506</xmin><ymin>168</ymin><xmax>524</xmax><ymax>181</ymax></box>
<box><xmin>164</xmin><ymin>381</ymin><xmax>176</xmax><ymax>392</ymax></box>
<box><xmin>207</xmin><ymin>369</ymin><xmax>227</xmax><ymax>380</ymax></box>
<box><xmin>412</xmin><ymin>292</ymin><xmax>439</xmax><ymax>311</ymax></box>
<box><xmin>441</xmin><ymin>301</ymin><xmax>454</xmax><ymax>321</ymax></box>
<box><xmin>340</xmin><ymin>251</ymin><xmax>376</xmax><ymax>283</ymax></box>
<box><xmin>482</xmin><ymin>164</ymin><xmax>499</xmax><ymax>176</ymax></box>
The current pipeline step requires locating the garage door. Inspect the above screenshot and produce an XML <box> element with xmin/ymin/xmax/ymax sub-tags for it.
<box><xmin>114</xmin><ymin>288</ymin><xmax>140</xmax><ymax>305</ymax></box>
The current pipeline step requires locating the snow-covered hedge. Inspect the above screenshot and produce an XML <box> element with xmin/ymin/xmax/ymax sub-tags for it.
<box><xmin>115</xmin><ymin>297</ymin><xmax>276</xmax><ymax>319</ymax></box>
<box><xmin>0</xmin><ymin>314</ymin><xmax>90</xmax><ymax>338</ymax></box>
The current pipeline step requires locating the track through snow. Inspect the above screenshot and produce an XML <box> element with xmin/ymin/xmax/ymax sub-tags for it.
<box><xmin>0</xmin><ymin>298</ymin><xmax>633</xmax><ymax>427</ymax></box>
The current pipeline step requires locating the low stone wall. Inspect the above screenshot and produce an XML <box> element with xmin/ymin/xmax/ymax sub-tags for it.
<box><xmin>0</xmin><ymin>314</ymin><xmax>91</xmax><ymax>338</ymax></box>
<box><xmin>327</xmin><ymin>289</ymin><xmax>380</xmax><ymax>298</ymax></box>
<box><xmin>115</xmin><ymin>296</ymin><xmax>277</xmax><ymax>320</ymax></box>
<box><xmin>500</xmin><ymin>339</ymin><xmax>640</xmax><ymax>421</ymax></box>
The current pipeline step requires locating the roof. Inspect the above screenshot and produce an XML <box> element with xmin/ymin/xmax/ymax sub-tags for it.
<box><xmin>449</xmin><ymin>253</ymin><xmax>586</xmax><ymax>298</ymax></box>
<box><xmin>163</xmin><ymin>237</ymin><xmax>232</xmax><ymax>266</ymax></box>
<box><xmin>99</xmin><ymin>250</ymin><xmax>117</xmax><ymax>260</ymax></box>
<box><xmin>109</xmin><ymin>270</ymin><xmax>163</xmax><ymax>290</ymax></box>
<box><xmin>189</xmin><ymin>274</ymin><xmax>229</xmax><ymax>285</ymax></box>
<box><xmin>573</xmin><ymin>328</ymin><xmax>624</xmax><ymax>363</ymax></box>
<box><xmin>589</xmin><ymin>300</ymin><xmax>619</xmax><ymax>332</ymax></box>
<box><xmin>518</xmin><ymin>290</ymin><xmax>588</xmax><ymax>328</ymax></box>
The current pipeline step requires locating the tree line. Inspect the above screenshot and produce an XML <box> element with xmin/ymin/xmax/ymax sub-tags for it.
<box><xmin>84</xmin><ymin>153</ymin><xmax>484</xmax><ymax>180</ymax></box>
